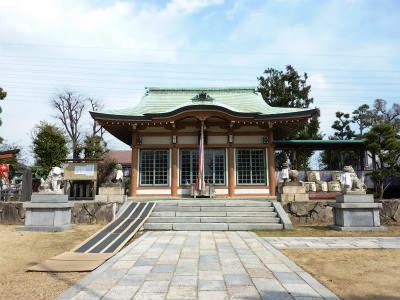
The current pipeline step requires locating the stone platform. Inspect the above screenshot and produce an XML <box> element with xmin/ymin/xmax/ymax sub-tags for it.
<box><xmin>330</xmin><ymin>194</ymin><xmax>385</xmax><ymax>231</ymax></box>
<box><xmin>279</xmin><ymin>186</ymin><xmax>309</xmax><ymax>202</ymax></box>
<box><xmin>18</xmin><ymin>194</ymin><xmax>73</xmax><ymax>232</ymax></box>
<box><xmin>57</xmin><ymin>231</ymin><xmax>339</xmax><ymax>300</ymax></box>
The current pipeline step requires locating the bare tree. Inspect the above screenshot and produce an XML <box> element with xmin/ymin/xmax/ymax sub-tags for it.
<box><xmin>88</xmin><ymin>97</ymin><xmax>105</xmax><ymax>138</ymax></box>
<box><xmin>373</xmin><ymin>99</ymin><xmax>400</xmax><ymax>132</ymax></box>
<box><xmin>52</xmin><ymin>91</ymin><xmax>85</xmax><ymax>159</ymax></box>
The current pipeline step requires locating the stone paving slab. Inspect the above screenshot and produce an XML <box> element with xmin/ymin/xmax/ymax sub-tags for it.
<box><xmin>57</xmin><ymin>231</ymin><xmax>339</xmax><ymax>300</ymax></box>
<box><xmin>263</xmin><ymin>237</ymin><xmax>400</xmax><ymax>249</ymax></box>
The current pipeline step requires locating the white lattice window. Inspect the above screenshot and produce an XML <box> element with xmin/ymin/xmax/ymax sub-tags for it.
<box><xmin>139</xmin><ymin>149</ymin><xmax>169</xmax><ymax>186</ymax></box>
<box><xmin>236</xmin><ymin>149</ymin><xmax>266</xmax><ymax>185</ymax></box>
<box><xmin>180</xmin><ymin>149</ymin><xmax>226</xmax><ymax>185</ymax></box>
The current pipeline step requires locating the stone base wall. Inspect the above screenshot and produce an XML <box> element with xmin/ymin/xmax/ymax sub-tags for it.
<box><xmin>2</xmin><ymin>199</ymin><xmax>399</xmax><ymax>226</ymax></box>
<box><xmin>0</xmin><ymin>201</ymin><xmax>124</xmax><ymax>225</ymax></box>
<box><xmin>0</xmin><ymin>202</ymin><xmax>25</xmax><ymax>224</ymax></box>
<box><xmin>283</xmin><ymin>199</ymin><xmax>400</xmax><ymax>226</ymax></box>
<box><xmin>72</xmin><ymin>201</ymin><xmax>124</xmax><ymax>224</ymax></box>
<box><xmin>380</xmin><ymin>199</ymin><xmax>400</xmax><ymax>225</ymax></box>
<box><xmin>283</xmin><ymin>201</ymin><xmax>334</xmax><ymax>225</ymax></box>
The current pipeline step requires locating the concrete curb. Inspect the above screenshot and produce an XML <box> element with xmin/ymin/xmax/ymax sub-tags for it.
<box><xmin>272</xmin><ymin>201</ymin><xmax>294</xmax><ymax>230</ymax></box>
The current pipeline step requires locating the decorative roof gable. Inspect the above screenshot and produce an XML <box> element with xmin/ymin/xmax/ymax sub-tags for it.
<box><xmin>93</xmin><ymin>86</ymin><xmax>317</xmax><ymax>119</ymax></box>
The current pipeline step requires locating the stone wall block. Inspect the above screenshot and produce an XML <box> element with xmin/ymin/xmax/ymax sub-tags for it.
<box><xmin>71</xmin><ymin>202</ymin><xmax>118</xmax><ymax>224</ymax></box>
<box><xmin>0</xmin><ymin>202</ymin><xmax>25</xmax><ymax>224</ymax></box>
<box><xmin>380</xmin><ymin>200</ymin><xmax>400</xmax><ymax>225</ymax></box>
<box><xmin>283</xmin><ymin>201</ymin><xmax>333</xmax><ymax>225</ymax></box>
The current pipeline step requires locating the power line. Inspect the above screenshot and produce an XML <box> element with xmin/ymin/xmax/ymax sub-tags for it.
<box><xmin>1</xmin><ymin>55</ymin><xmax>399</xmax><ymax>72</ymax></box>
<box><xmin>3</xmin><ymin>68</ymin><xmax>400</xmax><ymax>83</ymax></box>
<box><xmin>0</xmin><ymin>41</ymin><xmax>396</xmax><ymax>59</ymax></box>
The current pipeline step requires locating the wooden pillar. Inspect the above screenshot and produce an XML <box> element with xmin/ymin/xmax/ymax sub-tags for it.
<box><xmin>267</xmin><ymin>129</ymin><xmax>276</xmax><ymax>196</ymax></box>
<box><xmin>171</xmin><ymin>146</ymin><xmax>178</xmax><ymax>197</ymax></box>
<box><xmin>228</xmin><ymin>146</ymin><xmax>235</xmax><ymax>197</ymax></box>
<box><xmin>130</xmin><ymin>130</ymin><xmax>138</xmax><ymax>197</ymax></box>
<box><xmin>360</xmin><ymin>148</ymin><xmax>366</xmax><ymax>171</ymax></box>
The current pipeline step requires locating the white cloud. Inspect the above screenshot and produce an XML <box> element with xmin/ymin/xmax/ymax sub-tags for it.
<box><xmin>226</xmin><ymin>0</ymin><xmax>240</xmax><ymax>20</ymax></box>
<box><xmin>0</xmin><ymin>0</ymin><xmax>189</xmax><ymax>60</ymax></box>
<box><xmin>165</xmin><ymin>0</ymin><xmax>224</xmax><ymax>15</ymax></box>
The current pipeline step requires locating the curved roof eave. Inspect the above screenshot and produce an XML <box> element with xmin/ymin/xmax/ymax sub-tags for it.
<box><xmin>90</xmin><ymin>106</ymin><xmax>318</xmax><ymax>122</ymax></box>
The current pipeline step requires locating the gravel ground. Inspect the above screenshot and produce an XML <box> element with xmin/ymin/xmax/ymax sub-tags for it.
<box><xmin>0</xmin><ymin>225</ymin><xmax>102</xmax><ymax>300</ymax></box>
<box><xmin>283</xmin><ymin>248</ymin><xmax>400</xmax><ymax>300</ymax></box>
<box><xmin>256</xmin><ymin>225</ymin><xmax>400</xmax><ymax>237</ymax></box>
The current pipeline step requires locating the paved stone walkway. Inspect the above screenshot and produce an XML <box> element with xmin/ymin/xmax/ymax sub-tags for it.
<box><xmin>263</xmin><ymin>237</ymin><xmax>400</xmax><ymax>249</ymax></box>
<box><xmin>57</xmin><ymin>231</ymin><xmax>339</xmax><ymax>300</ymax></box>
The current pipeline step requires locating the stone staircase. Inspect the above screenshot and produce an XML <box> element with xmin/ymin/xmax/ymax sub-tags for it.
<box><xmin>143</xmin><ymin>200</ymin><xmax>291</xmax><ymax>231</ymax></box>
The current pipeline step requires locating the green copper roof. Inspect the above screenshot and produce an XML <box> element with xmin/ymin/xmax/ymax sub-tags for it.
<box><xmin>100</xmin><ymin>87</ymin><xmax>316</xmax><ymax>117</ymax></box>
<box><xmin>275</xmin><ymin>140</ymin><xmax>365</xmax><ymax>144</ymax></box>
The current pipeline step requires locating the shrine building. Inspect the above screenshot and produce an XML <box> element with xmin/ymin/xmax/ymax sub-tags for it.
<box><xmin>90</xmin><ymin>87</ymin><xmax>318</xmax><ymax>198</ymax></box>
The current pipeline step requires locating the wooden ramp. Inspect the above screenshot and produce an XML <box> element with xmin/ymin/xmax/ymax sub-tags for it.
<box><xmin>28</xmin><ymin>201</ymin><xmax>155</xmax><ymax>272</ymax></box>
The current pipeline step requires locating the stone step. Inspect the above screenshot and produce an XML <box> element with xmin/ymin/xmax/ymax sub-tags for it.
<box><xmin>151</xmin><ymin>211</ymin><xmax>177</xmax><ymax>217</ymax></box>
<box><xmin>226</xmin><ymin>212</ymin><xmax>277</xmax><ymax>217</ymax></box>
<box><xmin>199</xmin><ymin>217</ymin><xmax>280</xmax><ymax>223</ymax></box>
<box><xmin>201</xmin><ymin>206</ymin><xmax>275</xmax><ymax>212</ymax></box>
<box><xmin>143</xmin><ymin>223</ymin><xmax>283</xmax><ymax>231</ymax></box>
<box><xmin>176</xmin><ymin>211</ymin><xmax>227</xmax><ymax>217</ymax></box>
<box><xmin>175</xmin><ymin>201</ymin><xmax>272</xmax><ymax>207</ymax></box>
<box><xmin>154</xmin><ymin>201</ymin><xmax>273</xmax><ymax>207</ymax></box>
<box><xmin>150</xmin><ymin>211</ymin><xmax>278</xmax><ymax>217</ymax></box>
<box><xmin>228</xmin><ymin>223</ymin><xmax>283</xmax><ymax>231</ymax></box>
<box><xmin>147</xmin><ymin>217</ymin><xmax>281</xmax><ymax>223</ymax></box>
<box><xmin>154</xmin><ymin>206</ymin><xmax>202</xmax><ymax>212</ymax></box>
<box><xmin>153</xmin><ymin>205</ymin><xmax>275</xmax><ymax>212</ymax></box>
<box><xmin>148</xmin><ymin>217</ymin><xmax>201</xmax><ymax>223</ymax></box>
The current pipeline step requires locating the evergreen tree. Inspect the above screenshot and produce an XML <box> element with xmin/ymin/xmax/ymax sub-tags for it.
<box><xmin>258</xmin><ymin>65</ymin><xmax>321</xmax><ymax>169</ymax></box>
<box><xmin>364</xmin><ymin>124</ymin><xmax>400</xmax><ymax>199</ymax></box>
<box><xmin>258</xmin><ymin>65</ymin><xmax>313</xmax><ymax>108</ymax></box>
<box><xmin>331</xmin><ymin>112</ymin><xmax>355</xmax><ymax>140</ymax></box>
<box><xmin>82</xmin><ymin>135</ymin><xmax>107</xmax><ymax>159</ymax></box>
<box><xmin>32</xmin><ymin>122</ymin><xmax>68</xmax><ymax>175</ymax></box>
<box><xmin>320</xmin><ymin>112</ymin><xmax>357</xmax><ymax>170</ymax></box>
<box><xmin>352</xmin><ymin>104</ymin><xmax>373</xmax><ymax>137</ymax></box>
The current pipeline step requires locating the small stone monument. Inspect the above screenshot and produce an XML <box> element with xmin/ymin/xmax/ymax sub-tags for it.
<box><xmin>279</xmin><ymin>167</ymin><xmax>309</xmax><ymax>202</ymax></box>
<box><xmin>330</xmin><ymin>166</ymin><xmax>384</xmax><ymax>231</ymax></box>
<box><xmin>18</xmin><ymin>167</ymin><xmax>73</xmax><ymax>232</ymax></box>
<box><xmin>97</xmin><ymin>164</ymin><xmax>126</xmax><ymax>202</ymax></box>
<box><xmin>328</xmin><ymin>171</ymin><xmax>342</xmax><ymax>192</ymax></box>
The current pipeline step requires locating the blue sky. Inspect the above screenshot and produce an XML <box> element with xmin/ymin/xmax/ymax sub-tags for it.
<box><xmin>0</xmin><ymin>0</ymin><xmax>399</xmax><ymax>162</ymax></box>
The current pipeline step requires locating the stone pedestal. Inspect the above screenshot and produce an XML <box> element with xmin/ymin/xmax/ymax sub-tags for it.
<box><xmin>99</xmin><ymin>186</ymin><xmax>124</xmax><ymax>195</ymax></box>
<box><xmin>330</xmin><ymin>194</ymin><xmax>385</xmax><ymax>231</ymax></box>
<box><xmin>279</xmin><ymin>185</ymin><xmax>309</xmax><ymax>202</ymax></box>
<box><xmin>18</xmin><ymin>194</ymin><xmax>73</xmax><ymax>232</ymax></box>
<box><xmin>97</xmin><ymin>184</ymin><xmax>126</xmax><ymax>202</ymax></box>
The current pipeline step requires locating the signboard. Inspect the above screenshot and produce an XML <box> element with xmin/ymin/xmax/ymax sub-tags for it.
<box><xmin>64</xmin><ymin>163</ymin><xmax>97</xmax><ymax>181</ymax></box>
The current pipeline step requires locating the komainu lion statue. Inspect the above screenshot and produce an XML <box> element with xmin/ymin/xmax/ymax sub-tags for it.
<box><xmin>104</xmin><ymin>164</ymin><xmax>124</xmax><ymax>185</ymax></box>
<box><xmin>39</xmin><ymin>167</ymin><xmax>63</xmax><ymax>193</ymax></box>
<box><xmin>341</xmin><ymin>165</ymin><xmax>367</xmax><ymax>193</ymax></box>
<box><xmin>288</xmin><ymin>169</ymin><xmax>300</xmax><ymax>182</ymax></box>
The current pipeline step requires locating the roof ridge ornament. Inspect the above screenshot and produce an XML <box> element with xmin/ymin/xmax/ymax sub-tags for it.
<box><xmin>192</xmin><ymin>91</ymin><xmax>214</xmax><ymax>102</ymax></box>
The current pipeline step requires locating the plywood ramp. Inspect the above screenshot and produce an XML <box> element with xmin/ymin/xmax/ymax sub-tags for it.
<box><xmin>28</xmin><ymin>202</ymin><xmax>155</xmax><ymax>272</ymax></box>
